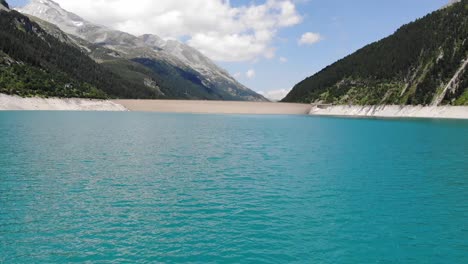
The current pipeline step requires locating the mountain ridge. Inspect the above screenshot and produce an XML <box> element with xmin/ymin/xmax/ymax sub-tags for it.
<box><xmin>17</xmin><ymin>0</ymin><xmax>267</xmax><ymax>101</ymax></box>
<box><xmin>283</xmin><ymin>0</ymin><xmax>468</xmax><ymax>106</ymax></box>
<box><xmin>0</xmin><ymin>6</ymin><xmax>162</xmax><ymax>98</ymax></box>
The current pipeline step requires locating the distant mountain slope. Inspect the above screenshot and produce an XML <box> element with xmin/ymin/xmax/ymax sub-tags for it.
<box><xmin>283</xmin><ymin>0</ymin><xmax>468</xmax><ymax>106</ymax></box>
<box><xmin>0</xmin><ymin>6</ymin><xmax>160</xmax><ymax>98</ymax></box>
<box><xmin>18</xmin><ymin>0</ymin><xmax>267</xmax><ymax>101</ymax></box>
<box><xmin>1</xmin><ymin>0</ymin><xmax>9</xmax><ymax>9</ymax></box>
<box><xmin>20</xmin><ymin>12</ymin><xmax>240</xmax><ymax>100</ymax></box>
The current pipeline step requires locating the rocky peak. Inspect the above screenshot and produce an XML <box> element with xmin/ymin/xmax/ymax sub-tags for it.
<box><xmin>17</xmin><ymin>0</ymin><xmax>86</xmax><ymax>34</ymax></box>
<box><xmin>139</xmin><ymin>34</ymin><xmax>166</xmax><ymax>50</ymax></box>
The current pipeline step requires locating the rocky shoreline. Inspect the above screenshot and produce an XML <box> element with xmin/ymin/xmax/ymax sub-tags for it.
<box><xmin>0</xmin><ymin>94</ymin><xmax>127</xmax><ymax>111</ymax></box>
<box><xmin>309</xmin><ymin>105</ymin><xmax>468</xmax><ymax>120</ymax></box>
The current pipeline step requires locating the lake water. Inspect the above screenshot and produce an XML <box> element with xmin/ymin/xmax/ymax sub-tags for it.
<box><xmin>1</xmin><ymin>112</ymin><xmax>467</xmax><ymax>263</ymax></box>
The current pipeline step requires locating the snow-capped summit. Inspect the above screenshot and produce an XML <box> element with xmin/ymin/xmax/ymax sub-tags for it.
<box><xmin>17</xmin><ymin>0</ymin><xmax>266</xmax><ymax>101</ymax></box>
<box><xmin>139</xmin><ymin>34</ymin><xmax>166</xmax><ymax>50</ymax></box>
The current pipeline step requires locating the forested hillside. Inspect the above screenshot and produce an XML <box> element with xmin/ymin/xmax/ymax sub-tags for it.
<box><xmin>0</xmin><ymin>7</ymin><xmax>161</xmax><ymax>98</ymax></box>
<box><xmin>283</xmin><ymin>0</ymin><xmax>468</xmax><ymax>106</ymax></box>
<box><xmin>1</xmin><ymin>0</ymin><xmax>9</xmax><ymax>9</ymax></box>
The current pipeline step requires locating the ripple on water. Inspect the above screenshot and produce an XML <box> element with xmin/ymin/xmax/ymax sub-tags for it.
<box><xmin>0</xmin><ymin>112</ymin><xmax>467</xmax><ymax>263</ymax></box>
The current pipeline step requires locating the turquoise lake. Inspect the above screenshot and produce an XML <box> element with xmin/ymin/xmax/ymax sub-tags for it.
<box><xmin>0</xmin><ymin>111</ymin><xmax>467</xmax><ymax>263</ymax></box>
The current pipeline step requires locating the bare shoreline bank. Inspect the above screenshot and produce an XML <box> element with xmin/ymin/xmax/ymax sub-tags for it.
<box><xmin>1</xmin><ymin>94</ymin><xmax>467</xmax><ymax>119</ymax></box>
<box><xmin>309</xmin><ymin>105</ymin><xmax>468</xmax><ymax>120</ymax></box>
<box><xmin>0</xmin><ymin>94</ymin><xmax>127</xmax><ymax>111</ymax></box>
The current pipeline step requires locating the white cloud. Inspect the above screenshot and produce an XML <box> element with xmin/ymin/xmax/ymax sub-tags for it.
<box><xmin>233</xmin><ymin>72</ymin><xmax>242</xmax><ymax>78</ymax></box>
<box><xmin>258</xmin><ymin>89</ymin><xmax>291</xmax><ymax>101</ymax></box>
<box><xmin>279</xmin><ymin>57</ymin><xmax>288</xmax><ymax>63</ymax></box>
<box><xmin>298</xmin><ymin>32</ymin><xmax>323</xmax><ymax>45</ymax></box>
<box><xmin>54</xmin><ymin>0</ymin><xmax>302</xmax><ymax>62</ymax></box>
<box><xmin>246</xmin><ymin>69</ymin><xmax>256</xmax><ymax>79</ymax></box>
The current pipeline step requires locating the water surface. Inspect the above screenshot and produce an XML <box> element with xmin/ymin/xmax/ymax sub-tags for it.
<box><xmin>1</xmin><ymin>112</ymin><xmax>467</xmax><ymax>263</ymax></box>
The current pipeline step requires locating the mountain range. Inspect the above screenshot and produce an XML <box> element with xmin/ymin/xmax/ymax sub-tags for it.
<box><xmin>0</xmin><ymin>0</ymin><xmax>266</xmax><ymax>101</ymax></box>
<box><xmin>283</xmin><ymin>0</ymin><xmax>468</xmax><ymax>106</ymax></box>
<box><xmin>2</xmin><ymin>0</ymin><xmax>467</xmax><ymax>105</ymax></box>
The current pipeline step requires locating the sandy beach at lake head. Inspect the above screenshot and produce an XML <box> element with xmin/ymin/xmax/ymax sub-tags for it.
<box><xmin>113</xmin><ymin>99</ymin><xmax>312</xmax><ymax>115</ymax></box>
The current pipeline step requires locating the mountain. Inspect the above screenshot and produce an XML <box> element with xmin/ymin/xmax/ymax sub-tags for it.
<box><xmin>17</xmin><ymin>0</ymin><xmax>267</xmax><ymax>101</ymax></box>
<box><xmin>283</xmin><ymin>0</ymin><xmax>468</xmax><ymax>106</ymax></box>
<box><xmin>446</xmin><ymin>0</ymin><xmax>462</xmax><ymax>7</ymax></box>
<box><xmin>1</xmin><ymin>0</ymin><xmax>9</xmax><ymax>9</ymax></box>
<box><xmin>0</xmin><ymin>4</ymin><xmax>161</xmax><ymax>98</ymax></box>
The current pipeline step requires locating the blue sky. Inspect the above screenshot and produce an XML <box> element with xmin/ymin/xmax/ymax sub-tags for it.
<box><xmin>9</xmin><ymin>0</ymin><xmax>449</xmax><ymax>99</ymax></box>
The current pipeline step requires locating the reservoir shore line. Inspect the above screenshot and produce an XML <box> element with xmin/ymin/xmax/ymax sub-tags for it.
<box><xmin>309</xmin><ymin>104</ymin><xmax>468</xmax><ymax>120</ymax></box>
<box><xmin>1</xmin><ymin>94</ymin><xmax>467</xmax><ymax>119</ymax></box>
<box><xmin>113</xmin><ymin>99</ymin><xmax>311</xmax><ymax>115</ymax></box>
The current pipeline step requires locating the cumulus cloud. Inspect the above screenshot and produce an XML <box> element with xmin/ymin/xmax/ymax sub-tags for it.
<box><xmin>298</xmin><ymin>32</ymin><xmax>323</xmax><ymax>45</ymax></box>
<box><xmin>246</xmin><ymin>69</ymin><xmax>256</xmax><ymax>79</ymax></box>
<box><xmin>258</xmin><ymin>89</ymin><xmax>291</xmax><ymax>101</ymax></box>
<box><xmin>54</xmin><ymin>0</ymin><xmax>302</xmax><ymax>62</ymax></box>
<box><xmin>279</xmin><ymin>57</ymin><xmax>288</xmax><ymax>63</ymax></box>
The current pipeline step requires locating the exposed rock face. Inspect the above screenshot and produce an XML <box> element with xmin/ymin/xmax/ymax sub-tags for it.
<box><xmin>0</xmin><ymin>94</ymin><xmax>127</xmax><ymax>111</ymax></box>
